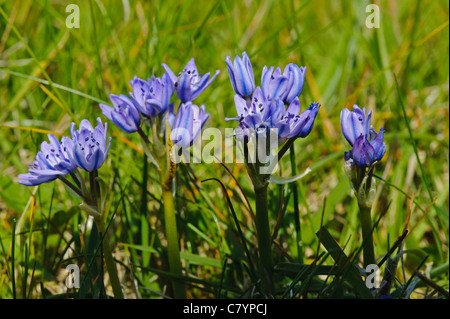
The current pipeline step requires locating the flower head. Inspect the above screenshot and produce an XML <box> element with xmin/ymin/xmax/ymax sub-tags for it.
<box><xmin>129</xmin><ymin>73</ymin><xmax>174</xmax><ymax>117</ymax></box>
<box><xmin>273</xmin><ymin>100</ymin><xmax>321</xmax><ymax>139</ymax></box>
<box><xmin>341</xmin><ymin>105</ymin><xmax>386</xmax><ymax>167</ymax></box>
<box><xmin>100</xmin><ymin>94</ymin><xmax>141</xmax><ymax>133</ymax></box>
<box><xmin>340</xmin><ymin>105</ymin><xmax>372</xmax><ymax>146</ymax></box>
<box><xmin>226</xmin><ymin>86</ymin><xmax>320</xmax><ymax>143</ymax></box>
<box><xmin>162</xmin><ymin>58</ymin><xmax>220</xmax><ymax>102</ymax></box>
<box><xmin>283</xmin><ymin>64</ymin><xmax>307</xmax><ymax>104</ymax></box>
<box><xmin>71</xmin><ymin>118</ymin><xmax>112</xmax><ymax>172</ymax></box>
<box><xmin>225</xmin><ymin>51</ymin><xmax>256</xmax><ymax>98</ymax></box>
<box><xmin>18</xmin><ymin>134</ymin><xmax>76</xmax><ymax>186</ymax></box>
<box><xmin>261</xmin><ymin>63</ymin><xmax>306</xmax><ymax>104</ymax></box>
<box><xmin>170</xmin><ymin>102</ymin><xmax>209</xmax><ymax>148</ymax></box>
<box><xmin>261</xmin><ymin>66</ymin><xmax>289</xmax><ymax>101</ymax></box>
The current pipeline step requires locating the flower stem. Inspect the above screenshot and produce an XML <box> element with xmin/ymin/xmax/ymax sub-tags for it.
<box><xmin>358</xmin><ymin>203</ymin><xmax>375</xmax><ymax>268</ymax></box>
<box><xmin>94</xmin><ymin>217</ymin><xmax>124</xmax><ymax>299</ymax></box>
<box><xmin>89</xmin><ymin>171</ymin><xmax>123</xmax><ymax>299</ymax></box>
<box><xmin>254</xmin><ymin>183</ymin><xmax>274</xmax><ymax>296</ymax></box>
<box><xmin>162</xmin><ymin>185</ymin><xmax>186</xmax><ymax>299</ymax></box>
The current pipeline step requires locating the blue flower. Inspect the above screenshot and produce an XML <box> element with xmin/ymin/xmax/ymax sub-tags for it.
<box><xmin>274</xmin><ymin>100</ymin><xmax>321</xmax><ymax>139</ymax></box>
<box><xmin>340</xmin><ymin>104</ymin><xmax>372</xmax><ymax>146</ymax></box>
<box><xmin>129</xmin><ymin>73</ymin><xmax>175</xmax><ymax>117</ymax></box>
<box><xmin>283</xmin><ymin>64</ymin><xmax>307</xmax><ymax>104</ymax></box>
<box><xmin>225</xmin><ymin>51</ymin><xmax>256</xmax><ymax>98</ymax></box>
<box><xmin>100</xmin><ymin>94</ymin><xmax>141</xmax><ymax>133</ymax></box>
<box><xmin>341</xmin><ymin>105</ymin><xmax>386</xmax><ymax>167</ymax></box>
<box><xmin>170</xmin><ymin>102</ymin><xmax>209</xmax><ymax>148</ymax></box>
<box><xmin>71</xmin><ymin>118</ymin><xmax>112</xmax><ymax>172</ymax></box>
<box><xmin>162</xmin><ymin>58</ymin><xmax>220</xmax><ymax>102</ymax></box>
<box><xmin>261</xmin><ymin>66</ymin><xmax>289</xmax><ymax>101</ymax></box>
<box><xmin>261</xmin><ymin>63</ymin><xmax>307</xmax><ymax>104</ymax></box>
<box><xmin>226</xmin><ymin>86</ymin><xmax>320</xmax><ymax>142</ymax></box>
<box><xmin>18</xmin><ymin>134</ymin><xmax>77</xmax><ymax>186</ymax></box>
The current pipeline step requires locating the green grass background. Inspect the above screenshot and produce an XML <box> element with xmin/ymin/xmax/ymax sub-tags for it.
<box><xmin>0</xmin><ymin>0</ymin><xmax>448</xmax><ymax>298</ymax></box>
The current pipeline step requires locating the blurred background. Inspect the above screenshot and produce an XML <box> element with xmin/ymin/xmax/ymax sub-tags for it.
<box><xmin>0</xmin><ymin>0</ymin><xmax>448</xmax><ymax>298</ymax></box>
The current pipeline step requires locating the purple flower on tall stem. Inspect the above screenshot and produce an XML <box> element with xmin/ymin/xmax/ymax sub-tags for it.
<box><xmin>170</xmin><ymin>102</ymin><xmax>209</xmax><ymax>148</ymax></box>
<box><xmin>71</xmin><ymin>118</ymin><xmax>112</xmax><ymax>172</ymax></box>
<box><xmin>162</xmin><ymin>58</ymin><xmax>220</xmax><ymax>102</ymax></box>
<box><xmin>100</xmin><ymin>94</ymin><xmax>141</xmax><ymax>133</ymax></box>
<box><xmin>225</xmin><ymin>51</ymin><xmax>256</xmax><ymax>98</ymax></box>
<box><xmin>18</xmin><ymin>134</ymin><xmax>77</xmax><ymax>186</ymax></box>
<box><xmin>129</xmin><ymin>73</ymin><xmax>175</xmax><ymax>117</ymax></box>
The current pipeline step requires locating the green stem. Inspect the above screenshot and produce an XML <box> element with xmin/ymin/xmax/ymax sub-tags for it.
<box><xmin>254</xmin><ymin>184</ymin><xmax>274</xmax><ymax>296</ymax></box>
<box><xmin>162</xmin><ymin>186</ymin><xmax>186</xmax><ymax>299</ymax></box>
<box><xmin>94</xmin><ymin>218</ymin><xmax>124</xmax><ymax>299</ymax></box>
<box><xmin>358</xmin><ymin>203</ymin><xmax>375</xmax><ymax>268</ymax></box>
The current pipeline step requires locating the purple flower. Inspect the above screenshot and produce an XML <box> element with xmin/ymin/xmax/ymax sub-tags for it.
<box><xmin>341</xmin><ymin>105</ymin><xmax>386</xmax><ymax>167</ymax></box>
<box><xmin>261</xmin><ymin>64</ymin><xmax>307</xmax><ymax>104</ymax></box>
<box><xmin>261</xmin><ymin>66</ymin><xmax>289</xmax><ymax>101</ymax></box>
<box><xmin>99</xmin><ymin>94</ymin><xmax>141</xmax><ymax>133</ymax></box>
<box><xmin>162</xmin><ymin>58</ymin><xmax>220</xmax><ymax>102</ymax></box>
<box><xmin>18</xmin><ymin>134</ymin><xmax>76</xmax><ymax>186</ymax></box>
<box><xmin>71</xmin><ymin>118</ymin><xmax>112</xmax><ymax>172</ymax></box>
<box><xmin>129</xmin><ymin>73</ymin><xmax>174</xmax><ymax>117</ymax></box>
<box><xmin>283</xmin><ymin>64</ymin><xmax>306</xmax><ymax>104</ymax></box>
<box><xmin>340</xmin><ymin>105</ymin><xmax>372</xmax><ymax>146</ymax></box>
<box><xmin>273</xmin><ymin>100</ymin><xmax>321</xmax><ymax>139</ymax></box>
<box><xmin>170</xmin><ymin>102</ymin><xmax>209</xmax><ymax>148</ymax></box>
<box><xmin>225</xmin><ymin>51</ymin><xmax>255</xmax><ymax>98</ymax></box>
<box><xmin>225</xmin><ymin>87</ymin><xmax>268</xmax><ymax>129</ymax></box>
<box><xmin>226</xmin><ymin>86</ymin><xmax>320</xmax><ymax>142</ymax></box>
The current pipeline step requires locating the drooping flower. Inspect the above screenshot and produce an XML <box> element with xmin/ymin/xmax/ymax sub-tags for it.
<box><xmin>129</xmin><ymin>73</ymin><xmax>175</xmax><ymax>118</ymax></box>
<box><xmin>99</xmin><ymin>94</ymin><xmax>141</xmax><ymax>133</ymax></box>
<box><xmin>18</xmin><ymin>134</ymin><xmax>77</xmax><ymax>186</ymax></box>
<box><xmin>170</xmin><ymin>102</ymin><xmax>209</xmax><ymax>148</ymax></box>
<box><xmin>225</xmin><ymin>51</ymin><xmax>256</xmax><ymax>98</ymax></box>
<box><xmin>341</xmin><ymin>105</ymin><xmax>386</xmax><ymax>167</ymax></box>
<box><xmin>71</xmin><ymin>118</ymin><xmax>112</xmax><ymax>172</ymax></box>
<box><xmin>162</xmin><ymin>58</ymin><xmax>220</xmax><ymax>102</ymax></box>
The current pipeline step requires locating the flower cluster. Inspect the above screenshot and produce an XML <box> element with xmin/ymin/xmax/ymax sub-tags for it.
<box><xmin>100</xmin><ymin>58</ymin><xmax>218</xmax><ymax>149</ymax></box>
<box><xmin>18</xmin><ymin>118</ymin><xmax>111</xmax><ymax>186</ymax></box>
<box><xmin>341</xmin><ymin>105</ymin><xmax>386</xmax><ymax>168</ymax></box>
<box><xmin>225</xmin><ymin>52</ymin><xmax>319</xmax><ymax>144</ymax></box>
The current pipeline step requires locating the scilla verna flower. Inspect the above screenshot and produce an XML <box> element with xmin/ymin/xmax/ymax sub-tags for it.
<box><xmin>225</xmin><ymin>51</ymin><xmax>256</xmax><ymax>98</ymax></box>
<box><xmin>71</xmin><ymin>118</ymin><xmax>111</xmax><ymax>172</ymax></box>
<box><xmin>18</xmin><ymin>134</ymin><xmax>76</xmax><ymax>186</ymax></box>
<box><xmin>261</xmin><ymin>63</ymin><xmax>307</xmax><ymax>103</ymax></box>
<box><xmin>341</xmin><ymin>105</ymin><xmax>386</xmax><ymax>167</ymax></box>
<box><xmin>162</xmin><ymin>58</ymin><xmax>220</xmax><ymax>102</ymax></box>
<box><xmin>99</xmin><ymin>94</ymin><xmax>141</xmax><ymax>133</ymax></box>
<box><xmin>226</xmin><ymin>86</ymin><xmax>320</xmax><ymax>143</ymax></box>
<box><xmin>129</xmin><ymin>73</ymin><xmax>175</xmax><ymax>118</ymax></box>
<box><xmin>170</xmin><ymin>102</ymin><xmax>209</xmax><ymax>148</ymax></box>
